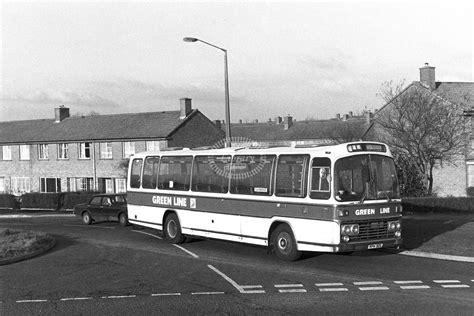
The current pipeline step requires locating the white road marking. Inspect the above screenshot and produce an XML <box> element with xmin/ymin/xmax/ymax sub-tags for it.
<box><xmin>397</xmin><ymin>250</ymin><xmax>474</xmax><ymax>263</ymax></box>
<box><xmin>191</xmin><ymin>292</ymin><xmax>225</xmax><ymax>295</ymax></box>
<box><xmin>354</xmin><ymin>281</ymin><xmax>383</xmax><ymax>286</ymax></box>
<box><xmin>132</xmin><ymin>230</ymin><xmax>162</xmax><ymax>239</ymax></box>
<box><xmin>394</xmin><ymin>280</ymin><xmax>423</xmax><ymax>284</ymax></box>
<box><xmin>359</xmin><ymin>287</ymin><xmax>390</xmax><ymax>291</ymax></box>
<box><xmin>315</xmin><ymin>282</ymin><xmax>348</xmax><ymax>292</ymax></box>
<box><xmin>400</xmin><ymin>285</ymin><xmax>431</xmax><ymax>290</ymax></box>
<box><xmin>315</xmin><ymin>283</ymin><xmax>344</xmax><ymax>287</ymax></box>
<box><xmin>173</xmin><ymin>244</ymin><xmax>199</xmax><ymax>258</ymax></box>
<box><xmin>60</xmin><ymin>297</ymin><xmax>93</xmax><ymax>301</ymax></box>
<box><xmin>433</xmin><ymin>280</ymin><xmax>460</xmax><ymax>284</ymax></box>
<box><xmin>16</xmin><ymin>299</ymin><xmax>48</xmax><ymax>303</ymax></box>
<box><xmin>274</xmin><ymin>284</ymin><xmax>304</xmax><ymax>288</ymax></box>
<box><xmin>278</xmin><ymin>289</ymin><xmax>307</xmax><ymax>293</ymax></box>
<box><xmin>101</xmin><ymin>295</ymin><xmax>136</xmax><ymax>299</ymax></box>
<box><xmin>441</xmin><ymin>284</ymin><xmax>470</xmax><ymax>289</ymax></box>
<box><xmin>319</xmin><ymin>288</ymin><xmax>349</xmax><ymax>292</ymax></box>
<box><xmin>151</xmin><ymin>293</ymin><xmax>181</xmax><ymax>297</ymax></box>
<box><xmin>207</xmin><ymin>264</ymin><xmax>265</xmax><ymax>294</ymax></box>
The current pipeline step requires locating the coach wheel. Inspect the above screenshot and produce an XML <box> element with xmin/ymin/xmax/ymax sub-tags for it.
<box><xmin>82</xmin><ymin>212</ymin><xmax>92</xmax><ymax>225</ymax></box>
<box><xmin>164</xmin><ymin>213</ymin><xmax>185</xmax><ymax>244</ymax></box>
<box><xmin>271</xmin><ymin>224</ymin><xmax>302</xmax><ymax>261</ymax></box>
<box><xmin>119</xmin><ymin>212</ymin><xmax>128</xmax><ymax>227</ymax></box>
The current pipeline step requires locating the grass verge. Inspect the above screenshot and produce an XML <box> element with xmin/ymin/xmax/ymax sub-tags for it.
<box><xmin>0</xmin><ymin>228</ymin><xmax>55</xmax><ymax>260</ymax></box>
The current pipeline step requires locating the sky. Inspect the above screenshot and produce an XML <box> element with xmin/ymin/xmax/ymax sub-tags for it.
<box><xmin>1</xmin><ymin>0</ymin><xmax>473</xmax><ymax>123</ymax></box>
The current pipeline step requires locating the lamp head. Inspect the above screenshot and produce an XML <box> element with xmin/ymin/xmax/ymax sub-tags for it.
<box><xmin>183</xmin><ymin>37</ymin><xmax>198</xmax><ymax>42</ymax></box>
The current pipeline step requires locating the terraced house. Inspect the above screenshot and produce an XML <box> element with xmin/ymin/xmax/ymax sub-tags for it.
<box><xmin>0</xmin><ymin>98</ymin><xmax>224</xmax><ymax>195</ymax></box>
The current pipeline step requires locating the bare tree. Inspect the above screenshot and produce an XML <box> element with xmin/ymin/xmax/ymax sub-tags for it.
<box><xmin>325</xmin><ymin>121</ymin><xmax>367</xmax><ymax>143</ymax></box>
<box><xmin>373</xmin><ymin>81</ymin><xmax>470</xmax><ymax>195</ymax></box>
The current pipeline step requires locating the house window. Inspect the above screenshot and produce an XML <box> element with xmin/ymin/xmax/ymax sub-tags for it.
<box><xmin>123</xmin><ymin>141</ymin><xmax>135</xmax><ymax>158</ymax></box>
<box><xmin>79</xmin><ymin>142</ymin><xmax>92</xmax><ymax>159</ymax></box>
<box><xmin>67</xmin><ymin>177</ymin><xmax>93</xmax><ymax>192</ymax></box>
<box><xmin>98</xmin><ymin>178</ymin><xmax>114</xmax><ymax>193</ymax></box>
<box><xmin>115</xmin><ymin>178</ymin><xmax>126</xmax><ymax>193</ymax></box>
<box><xmin>146</xmin><ymin>140</ymin><xmax>166</xmax><ymax>151</ymax></box>
<box><xmin>58</xmin><ymin>143</ymin><xmax>69</xmax><ymax>159</ymax></box>
<box><xmin>40</xmin><ymin>178</ymin><xmax>61</xmax><ymax>193</ymax></box>
<box><xmin>0</xmin><ymin>177</ymin><xmax>5</xmax><ymax>193</ymax></box>
<box><xmin>468</xmin><ymin>163</ymin><xmax>474</xmax><ymax>187</ymax></box>
<box><xmin>2</xmin><ymin>145</ymin><xmax>12</xmax><ymax>160</ymax></box>
<box><xmin>19</xmin><ymin>145</ymin><xmax>30</xmax><ymax>160</ymax></box>
<box><xmin>100</xmin><ymin>142</ymin><xmax>113</xmax><ymax>159</ymax></box>
<box><xmin>38</xmin><ymin>144</ymin><xmax>49</xmax><ymax>160</ymax></box>
<box><xmin>11</xmin><ymin>177</ymin><xmax>31</xmax><ymax>195</ymax></box>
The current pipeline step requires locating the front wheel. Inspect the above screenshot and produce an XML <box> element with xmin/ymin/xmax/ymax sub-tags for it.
<box><xmin>164</xmin><ymin>213</ymin><xmax>185</xmax><ymax>244</ymax></box>
<box><xmin>271</xmin><ymin>224</ymin><xmax>302</xmax><ymax>261</ymax></box>
<box><xmin>82</xmin><ymin>211</ymin><xmax>92</xmax><ymax>225</ymax></box>
<box><xmin>119</xmin><ymin>212</ymin><xmax>128</xmax><ymax>227</ymax></box>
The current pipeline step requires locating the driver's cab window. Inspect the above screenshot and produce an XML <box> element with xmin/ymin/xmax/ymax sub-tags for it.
<box><xmin>310</xmin><ymin>158</ymin><xmax>331</xmax><ymax>199</ymax></box>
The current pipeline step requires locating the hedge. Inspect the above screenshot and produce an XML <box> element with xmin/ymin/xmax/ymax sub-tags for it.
<box><xmin>2</xmin><ymin>192</ymin><xmax>99</xmax><ymax>211</ymax></box>
<box><xmin>402</xmin><ymin>197</ymin><xmax>474</xmax><ymax>213</ymax></box>
<box><xmin>21</xmin><ymin>193</ymin><xmax>61</xmax><ymax>210</ymax></box>
<box><xmin>61</xmin><ymin>193</ymin><xmax>96</xmax><ymax>210</ymax></box>
<box><xmin>0</xmin><ymin>194</ymin><xmax>19</xmax><ymax>210</ymax></box>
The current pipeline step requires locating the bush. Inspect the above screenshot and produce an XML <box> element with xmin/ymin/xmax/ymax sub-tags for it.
<box><xmin>402</xmin><ymin>197</ymin><xmax>474</xmax><ymax>213</ymax></box>
<box><xmin>467</xmin><ymin>187</ymin><xmax>474</xmax><ymax>197</ymax></box>
<box><xmin>21</xmin><ymin>193</ymin><xmax>61</xmax><ymax>210</ymax></box>
<box><xmin>0</xmin><ymin>194</ymin><xmax>19</xmax><ymax>210</ymax></box>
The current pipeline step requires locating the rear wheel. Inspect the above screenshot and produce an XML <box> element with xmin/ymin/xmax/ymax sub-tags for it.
<box><xmin>271</xmin><ymin>224</ymin><xmax>302</xmax><ymax>261</ymax></box>
<box><xmin>164</xmin><ymin>213</ymin><xmax>185</xmax><ymax>244</ymax></box>
<box><xmin>82</xmin><ymin>211</ymin><xmax>92</xmax><ymax>225</ymax></box>
<box><xmin>119</xmin><ymin>212</ymin><xmax>128</xmax><ymax>227</ymax></box>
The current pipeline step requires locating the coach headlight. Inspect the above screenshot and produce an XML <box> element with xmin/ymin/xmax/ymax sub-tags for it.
<box><xmin>388</xmin><ymin>220</ymin><xmax>401</xmax><ymax>232</ymax></box>
<box><xmin>341</xmin><ymin>224</ymin><xmax>359</xmax><ymax>237</ymax></box>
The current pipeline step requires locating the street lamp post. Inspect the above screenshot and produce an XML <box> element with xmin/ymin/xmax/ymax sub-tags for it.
<box><xmin>183</xmin><ymin>37</ymin><xmax>232</xmax><ymax>147</ymax></box>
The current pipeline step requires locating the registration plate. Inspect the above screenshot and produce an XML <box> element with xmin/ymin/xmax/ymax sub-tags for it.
<box><xmin>368</xmin><ymin>243</ymin><xmax>383</xmax><ymax>249</ymax></box>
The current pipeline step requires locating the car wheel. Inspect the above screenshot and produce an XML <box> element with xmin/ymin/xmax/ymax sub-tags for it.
<box><xmin>82</xmin><ymin>211</ymin><xmax>92</xmax><ymax>225</ymax></box>
<box><xmin>271</xmin><ymin>224</ymin><xmax>302</xmax><ymax>261</ymax></box>
<box><xmin>119</xmin><ymin>212</ymin><xmax>128</xmax><ymax>227</ymax></box>
<box><xmin>164</xmin><ymin>213</ymin><xmax>185</xmax><ymax>244</ymax></box>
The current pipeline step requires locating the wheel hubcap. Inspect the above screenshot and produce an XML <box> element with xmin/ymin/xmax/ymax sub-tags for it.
<box><xmin>168</xmin><ymin>220</ymin><xmax>177</xmax><ymax>238</ymax></box>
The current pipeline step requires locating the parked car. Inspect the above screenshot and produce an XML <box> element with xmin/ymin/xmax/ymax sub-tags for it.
<box><xmin>73</xmin><ymin>194</ymin><xmax>129</xmax><ymax>226</ymax></box>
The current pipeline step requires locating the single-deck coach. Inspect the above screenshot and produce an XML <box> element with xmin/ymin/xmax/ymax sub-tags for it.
<box><xmin>127</xmin><ymin>142</ymin><xmax>402</xmax><ymax>261</ymax></box>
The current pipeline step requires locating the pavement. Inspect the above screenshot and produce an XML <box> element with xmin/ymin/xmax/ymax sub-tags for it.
<box><xmin>1</xmin><ymin>209</ymin><xmax>473</xmax><ymax>263</ymax></box>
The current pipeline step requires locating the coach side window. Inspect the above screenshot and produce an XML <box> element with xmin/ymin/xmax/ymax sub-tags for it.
<box><xmin>142</xmin><ymin>156</ymin><xmax>160</xmax><ymax>189</ymax></box>
<box><xmin>192</xmin><ymin>155</ymin><xmax>231</xmax><ymax>193</ymax></box>
<box><xmin>230</xmin><ymin>155</ymin><xmax>275</xmax><ymax>195</ymax></box>
<box><xmin>130</xmin><ymin>158</ymin><xmax>143</xmax><ymax>189</ymax></box>
<box><xmin>310</xmin><ymin>158</ymin><xmax>331</xmax><ymax>199</ymax></box>
<box><xmin>158</xmin><ymin>156</ymin><xmax>193</xmax><ymax>191</ymax></box>
<box><xmin>275</xmin><ymin>155</ymin><xmax>309</xmax><ymax>198</ymax></box>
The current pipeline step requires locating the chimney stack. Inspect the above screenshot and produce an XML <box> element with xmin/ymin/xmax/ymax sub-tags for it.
<box><xmin>54</xmin><ymin>105</ymin><xmax>70</xmax><ymax>123</ymax></box>
<box><xmin>214</xmin><ymin>120</ymin><xmax>222</xmax><ymax>129</ymax></box>
<box><xmin>283</xmin><ymin>115</ymin><xmax>293</xmax><ymax>130</ymax></box>
<box><xmin>419</xmin><ymin>63</ymin><xmax>436</xmax><ymax>90</ymax></box>
<box><xmin>180</xmin><ymin>98</ymin><xmax>192</xmax><ymax>119</ymax></box>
